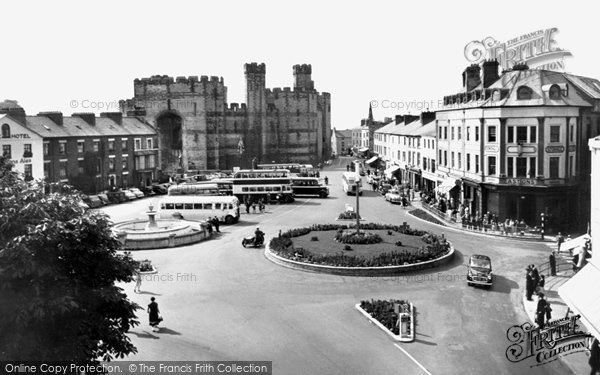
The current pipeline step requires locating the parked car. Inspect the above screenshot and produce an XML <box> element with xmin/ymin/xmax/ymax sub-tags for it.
<box><xmin>385</xmin><ymin>189</ymin><xmax>403</xmax><ymax>204</ymax></box>
<box><xmin>123</xmin><ymin>190</ymin><xmax>137</xmax><ymax>201</ymax></box>
<box><xmin>152</xmin><ymin>183</ymin><xmax>169</xmax><ymax>195</ymax></box>
<box><xmin>129</xmin><ymin>188</ymin><xmax>145</xmax><ymax>199</ymax></box>
<box><xmin>107</xmin><ymin>191</ymin><xmax>128</xmax><ymax>204</ymax></box>
<box><xmin>83</xmin><ymin>195</ymin><xmax>104</xmax><ymax>208</ymax></box>
<box><xmin>97</xmin><ymin>193</ymin><xmax>111</xmax><ymax>205</ymax></box>
<box><xmin>467</xmin><ymin>254</ymin><xmax>493</xmax><ymax>287</ymax></box>
<box><xmin>139</xmin><ymin>186</ymin><xmax>156</xmax><ymax>197</ymax></box>
<box><xmin>379</xmin><ymin>183</ymin><xmax>393</xmax><ymax>195</ymax></box>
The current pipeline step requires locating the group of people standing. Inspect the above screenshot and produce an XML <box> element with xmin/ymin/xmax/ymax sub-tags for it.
<box><xmin>525</xmin><ymin>264</ymin><xmax>551</xmax><ymax>329</ymax></box>
<box><xmin>243</xmin><ymin>199</ymin><xmax>266</xmax><ymax>214</ymax></box>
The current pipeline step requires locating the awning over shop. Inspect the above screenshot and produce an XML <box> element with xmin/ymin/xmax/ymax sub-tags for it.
<box><xmin>435</xmin><ymin>177</ymin><xmax>460</xmax><ymax>195</ymax></box>
<box><xmin>366</xmin><ymin>156</ymin><xmax>380</xmax><ymax>165</ymax></box>
<box><xmin>561</xmin><ymin>234</ymin><xmax>592</xmax><ymax>253</ymax></box>
<box><xmin>558</xmin><ymin>260</ymin><xmax>600</xmax><ymax>340</ymax></box>
<box><xmin>384</xmin><ymin>165</ymin><xmax>401</xmax><ymax>178</ymax></box>
<box><xmin>358</xmin><ymin>147</ymin><xmax>369</xmax><ymax>152</ymax></box>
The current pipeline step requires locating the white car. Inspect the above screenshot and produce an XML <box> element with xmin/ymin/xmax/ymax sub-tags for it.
<box><xmin>385</xmin><ymin>189</ymin><xmax>403</xmax><ymax>204</ymax></box>
<box><xmin>129</xmin><ymin>188</ymin><xmax>145</xmax><ymax>199</ymax></box>
<box><xmin>123</xmin><ymin>190</ymin><xmax>137</xmax><ymax>201</ymax></box>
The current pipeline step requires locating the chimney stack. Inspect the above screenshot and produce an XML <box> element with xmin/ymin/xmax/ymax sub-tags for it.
<box><xmin>395</xmin><ymin>115</ymin><xmax>405</xmax><ymax>124</ymax></box>
<box><xmin>403</xmin><ymin>114</ymin><xmax>420</xmax><ymax>125</ymax></box>
<box><xmin>100</xmin><ymin>112</ymin><xmax>123</xmax><ymax>125</ymax></box>
<box><xmin>38</xmin><ymin>111</ymin><xmax>63</xmax><ymax>126</ymax></box>
<box><xmin>462</xmin><ymin>64</ymin><xmax>481</xmax><ymax>91</ymax></box>
<box><xmin>72</xmin><ymin>112</ymin><xmax>96</xmax><ymax>126</ymax></box>
<box><xmin>482</xmin><ymin>60</ymin><xmax>500</xmax><ymax>88</ymax></box>
<box><xmin>0</xmin><ymin>100</ymin><xmax>26</xmax><ymax>125</ymax></box>
<box><xmin>420</xmin><ymin>111</ymin><xmax>436</xmax><ymax>124</ymax></box>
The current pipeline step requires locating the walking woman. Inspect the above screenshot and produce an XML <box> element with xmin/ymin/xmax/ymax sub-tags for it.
<box><xmin>147</xmin><ymin>297</ymin><xmax>162</xmax><ymax>332</ymax></box>
<box><xmin>134</xmin><ymin>269</ymin><xmax>142</xmax><ymax>293</ymax></box>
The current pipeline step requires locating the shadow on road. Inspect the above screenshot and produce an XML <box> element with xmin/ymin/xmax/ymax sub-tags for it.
<box><xmin>487</xmin><ymin>274</ymin><xmax>519</xmax><ymax>294</ymax></box>
<box><xmin>234</xmin><ymin>220</ymin><xmax>261</xmax><ymax>227</ymax></box>
<box><xmin>137</xmin><ymin>291</ymin><xmax>162</xmax><ymax>296</ymax></box>
<box><xmin>129</xmin><ymin>330</ymin><xmax>160</xmax><ymax>340</ymax></box>
<box><xmin>156</xmin><ymin>327</ymin><xmax>181</xmax><ymax>335</ymax></box>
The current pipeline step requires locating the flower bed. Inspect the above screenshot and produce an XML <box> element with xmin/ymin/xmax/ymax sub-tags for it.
<box><xmin>334</xmin><ymin>230</ymin><xmax>382</xmax><ymax>244</ymax></box>
<box><xmin>269</xmin><ymin>223</ymin><xmax>450</xmax><ymax>268</ymax></box>
<box><xmin>357</xmin><ymin>299</ymin><xmax>414</xmax><ymax>341</ymax></box>
<box><xmin>338</xmin><ymin>211</ymin><xmax>362</xmax><ymax>220</ymax></box>
<box><xmin>409</xmin><ymin>209</ymin><xmax>446</xmax><ymax>226</ymax></box>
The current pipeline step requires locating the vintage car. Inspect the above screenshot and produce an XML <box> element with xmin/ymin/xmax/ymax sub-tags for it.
<box><xmin>129</xmin><ymin>187</ymin><xmax>145</xmax><ymax>199</ymax></box>
<box><xmin>384</xmin><ymin>188</ymin><xmax>403</xmax><ymax>204</ymax></box>
<box><xmin>82</xmin><ymin>195</ymin><xmax>104</xmax><ymax>208</ymax></box>
<box><xmin>379</xmin><ymin>183</ymin><xmax>393</xmax><ymax>195</ymax></box>
<box><xmin>467</xmin><ymin>254</ymin><xmax>493</xmax><ymax>287</ymax></box>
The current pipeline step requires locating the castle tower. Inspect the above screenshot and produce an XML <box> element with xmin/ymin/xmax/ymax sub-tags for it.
<box><xmin>293</xmin><ymin>64</ymin><xmax>314</xmax><ymax>90</ymax></box>
<box><xmin>244</xmin><ymin>63</ymin><xmax>267</xmax><ymax>165</ymax></box>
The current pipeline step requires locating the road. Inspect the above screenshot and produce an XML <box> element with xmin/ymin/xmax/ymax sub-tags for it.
<box><xmin>101</xmin><ymin>156</ymin><xmax>571</xmax><ymax>375</ymax></box>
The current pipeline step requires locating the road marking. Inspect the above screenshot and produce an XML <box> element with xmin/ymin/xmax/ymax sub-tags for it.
<box><xmin>393</xmin><ymin>344</ymin><xmax>432</xmax><ymax>375</ymax></box>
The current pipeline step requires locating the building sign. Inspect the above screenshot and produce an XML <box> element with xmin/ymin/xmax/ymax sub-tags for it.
<box><xmin>506</xmin><ymin>178</ymin><xmax>536</xmax><ymax>185</ymax></box>
<box><xmin>465</xmin><ymin>28</ymin><xmax>572</xmax><ymax>71</ymax></box>
<box><xmin>9</xmin><ymin>158</ymin><xmax>31</xmax><ymax>165</ymax></box>
<box><xmin>505</xmin><ymin>315</ymin><xmax>593</xmax><ymax>367</ymax></box>
<box><xmin>10</xmin><ymin>133</ymin><xmax>31</xmax><ymax>139</ymax></box>
<box><xmin>545</xmin><ymin>145</ymin><xmax>565</xmax><ymax>153</ymax></box>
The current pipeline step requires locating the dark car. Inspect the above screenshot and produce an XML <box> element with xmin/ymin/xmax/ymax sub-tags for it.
<box><xmin>379</xmin><ymin>183</ymin><xmax>393</xmax><ymax>195</ymax></box>
<box><xmin>152</xmin><ymin>183</ymin><xmax>169</xmax><ymax>195</ymax></box>
<box><xmin>107</xmin><ymin>191</ymin><xmax>128</xmax><ymax>204</ymax></box>
<box><xmin>97</xmin><ymin>193</ymin><xmax>111</xmax><ymax>205</ymax></box>
<box><xmin>139</xmin><ymin>186</ymin><xmax>156</xmax><ymax>197</ymax></box>
<box><xmin>83</xmin><ymin>195</ymin><xmax>104</xmax><ymax>208</ymax></box>
<box><xmin>467</xmin><ymin>254</ymin><xmax>493</xmax><ymax>287</ymax></box>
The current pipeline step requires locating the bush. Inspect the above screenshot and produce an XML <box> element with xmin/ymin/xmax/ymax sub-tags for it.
<box><xmin>360</xmin><ymin>299</ymin><xmax>411</xmax><ymax>335</ymax></box>
<box><xmin>343</xmin><ymin>245</ymin><xmax>352</xmax><ymax>251</ymax></box>
<box><xmin>310</xmin><ymin>236</ymin><xmax>319</xmax><ymax>241</ymax></box>
<box><xmin>337</xmin><ymin>211</ymin><xmax>361</xmax><ymax>220</ymax></box>
<box><xmin>387</xmin><ymin>230</ymin><xmax>393</xmax><ymax>235</ymax></box>
<box><xmin>139</xmin><ymin>259</ymin><xmax>153</xmax><ymax>272</ymax></box>
<box><xmin>395</xmin><ymin>241</ymin><xmax>403</xmax><ymax>247</ymax></box>
<box><xmin>334</xmin><ymin>231</ymin><xmax>382</xmax><ymax>244</ymax></box>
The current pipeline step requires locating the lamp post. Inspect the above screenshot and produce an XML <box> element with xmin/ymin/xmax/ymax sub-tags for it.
<box><xmin>540</xmin><ymin>212</ymin><xmax>545</xmax><ymax>240</ymax></box>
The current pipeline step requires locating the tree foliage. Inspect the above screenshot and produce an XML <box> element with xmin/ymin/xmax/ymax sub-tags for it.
<box><xmin>0</xmin><ymin>156</ymin><xmax>140</xmax><ymax>363</ymax></box>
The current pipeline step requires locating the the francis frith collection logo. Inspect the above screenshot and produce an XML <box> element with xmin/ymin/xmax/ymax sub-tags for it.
<box><xmin>505</xmin><ymin>314</ymin><xmax>593</xmax><ymax>367</ymax></box>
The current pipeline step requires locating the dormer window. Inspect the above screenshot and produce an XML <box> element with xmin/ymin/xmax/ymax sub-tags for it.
<box><xmin>1</xmin><ymin>124</ymin><xmax>10</xmax><ymax>138</ymax></box>
<box><xmin>549</xmin><ymin>84</ymin><xmax>561</xmax><ymax>100</ymax></box>
<box><xmin>517</xmin><ymin>86</ymin><xmax>533</xmax><ymax>100</ymax></box>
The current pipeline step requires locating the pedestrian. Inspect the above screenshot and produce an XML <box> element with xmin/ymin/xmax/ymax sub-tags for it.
<box><xmin>206</xmin><ymin>220</ymin><xmax>213</xmax><ymax>235</ymax></box>
<box><xmin>549</xmin><ymin>251</ymin><xmax>556</xmax><ymax>276</ymax></box>
<box><xmin>545</xmin><ymin>299</ymin><xmax>552</xmax><ymax>321</ymax></box>
<box><xmin>212</xmin><ymin>217</ymin><xmax>220</xmax><ymax>233</ymax></box>
<box><xmin>134</xmin><ymin>269</ymin><xmax>142</xmax><ymax>293</ymax></box>
<box><xmin>556</xmin><ymin>232</ymin><xmax>564</xmax><ymax>253</ymax></box>
<box><xmin>536</xmin><ymin>293</ymin><xmax>547</xmax><ymax>329</ymax></box>
<box><xmin>346</xmin><ymin>164</ymin><xmax>350</xmax><ymax>172</ymax></box>
<box><xmin>316</xmin><ymin>171</ymin><xmax>320</xmax><ymax>178</ymax></box>
<box><xmin>259</xmin><ymin>200</ymin><xmax>265</xmax><ymax>213</ymax></box>
<box><xmin>531</xmin><ymin>264</ymin><xmax>540</xmax><ymax>290</ymax></box>
<box><xmin>525</xmin><ymin>269</ymin><xmax>535</xmax><ymax>301</ymax></box>
<box><xmin>252</xmin><ymin>201</ymin><xmax>257</xmax><ymax>213</ymax></box>
<box><xmin>537</xmin><ymin>274</ymin><xmax>545</xmax><ymax>295</ymax></box>
<box><xmin>245</xmin><ymin>201</ymin><xmax>250</xmax><ymax>214</ymax></box>
<box><xmin>147</xmin><ymin>297</ymin><xmax>162</xmax><ymax>332</ymax></box>
<box><xmin>324</xmin><ymin>176</ymin><xmax>329</xmax><ymax>185</ymax></box>
<box><xmin>589</xmin><ymin>338</ymin><xmax>600</xmax><ymax>375</ymax></box>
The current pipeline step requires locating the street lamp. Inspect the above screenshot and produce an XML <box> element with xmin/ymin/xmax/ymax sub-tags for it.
<box><xmin>540</xmin><ymin>212</ymin><xmax>545</xmax><ymax>240</ymax></box>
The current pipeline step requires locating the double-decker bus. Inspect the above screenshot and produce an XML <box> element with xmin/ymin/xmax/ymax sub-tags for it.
<box><xmin>233</xmin><ymin>169</ymin><xmax>294</xmax><ymax>203</ymax></box>
<box><xmin>257</xmin><ymin>163</ymin><xmax>303</xmax><ymax>174</ymax></box>
<box><xmin>291</xmin><ymin>177</ymin><xmax>329</xmax><ymax>198</ymax></box>
<box><xmin>168</xmin><ymin>179</ymin><xmax>233</xmax><ymax>196</ymax></box>
<box><xmin>158</xmin><ymin>195</ymin><xmax>240</xmax><ymax>224</ymax></box>
<box><xmin>342</xmin><ymin>171</ymin><xmax>362</xmax><ymax>195</ymax></box>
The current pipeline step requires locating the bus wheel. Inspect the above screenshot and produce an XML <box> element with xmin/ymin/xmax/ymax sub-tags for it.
<box><xmin>225</xmin><ymin>215</ymin><xmax>235</xmax><ymax>225</ymax></box>
<box><xmin>319</xmin><ymin>192</ymin><xmax>327</xmax><ymax>198</ymax></box>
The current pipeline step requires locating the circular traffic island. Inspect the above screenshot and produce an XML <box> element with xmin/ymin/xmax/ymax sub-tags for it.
<box><xmin>266</xmin><ymin>223</ymin><xmax>454</xmax><ymax>276</ymax></box>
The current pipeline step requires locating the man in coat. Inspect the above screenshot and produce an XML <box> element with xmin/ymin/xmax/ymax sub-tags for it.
<box><xmin>525</xmin><ymin>269</ymin><xmax>535</xmax><ymax>301</ymax></box>
<box><xmin>536</xmin><ymin>293</ymin><xmax>548</xmax><ymax>329</ymax></box>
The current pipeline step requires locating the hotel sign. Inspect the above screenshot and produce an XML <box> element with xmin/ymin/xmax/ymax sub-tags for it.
<box><xmin>545</xmin><ymin>145</ymin><xmax>564</xmax><ymax>153</ymax></box>
<box><xmin>465</xmin><ymin>28</ymin><xmax>572</xmax><ymax>71</ymax></box>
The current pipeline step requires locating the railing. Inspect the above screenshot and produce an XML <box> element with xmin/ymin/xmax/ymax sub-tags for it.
<box><xmin>537</xmin><ymin>257</ymin><xmax>574</xmax><ymax>277</ymax></box>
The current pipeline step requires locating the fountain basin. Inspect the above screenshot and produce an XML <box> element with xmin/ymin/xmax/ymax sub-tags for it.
<box><xmin>113</xmin><ymin>219</ymin><xmax>210</xmax><ymax>250</ymax></box>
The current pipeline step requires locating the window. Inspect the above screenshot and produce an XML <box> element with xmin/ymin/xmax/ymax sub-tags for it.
<box><xmin>451</xmin><ymin>152</ymin><xmax>455</xmax><ymax>168</ymax></box>
<box><xmin>44</xmin><ymin>163</ymin><xmax>50</xmax><ymax>179</ymax></box>
<box><xmin>109</xmin><ymin>158</ymin><xmax>115</xmax><ymax>171</ymax></box>
<box><xmin>77</xmin><ymin>141</ymin><xmax>84</xmax><ymax>153</ymax></box>
<box><xmin>78</xmin><ymin>160</ymin><xmax>84</xmax><ymax>174</ymax></box>
<box><xmin>147</xmin><ymin>138</ymin><xmax>153</xmax><ymax>149</ymax></box>
<box><xmin>467</xmin><ymin>153</ymin><xmax>471</xmax><ymax>171</ymax></box>
<box><xmin>467</xmin><ymin>127</ymin><xmax>470</xmax><ymax>141</ymax></box>
<box><xmin>193</xmin><ymin>203</ymin><xmax>202</xmax><ymax>209</ymax></box>
<box><xmin>203</xmin><ymin>203</ymin><xmax>212</xmax><ymax>210</ymax></box>
<box><xmin>516</xmin><ymin>127</ymin><xmax>528</xmax><ymax>143</ymax></box>
<box><xmin>488</xmin><ymin>156</ymin><xmax>496</xmax><ymax>175</ymax></box>
<box><xmin>93</xmin><ymin>141</ymin><xmax>100</xmax><ymax>152</ymax></box>
<box><xmin>451</xmin><ymin>127</ymin><xmax>455</xmax><ymax>140</ymax></box>
<box><xmin>507</xmin><ymin>157</ymin><xmax>514</xmax><ymax>177</ymax></box>
<box><xmin>24</xmin><ymin>164</ymin><xmax>32</xmax><ymax>180</ymax></box>
<box><xmin>59</xmin><ymin>161</ymin><xmax>67</xmax><ymax>178</ymax></box>
<box><xmin>517</xmin><ymin>86</ymin><xmax>533</xmax><ymax>100</ymax></box>
<box><xmin>431</xmin><ymin>160</ymin><xmax>436</xmax><ymax>173</ymax></box>
<box><xmin>458</xmin><ymin>152</ymin><xmax>461</xmax><ymax>169</ymax></box>
<box><xmin>550</xmin><ymin>126</ymin><xmax>560</xmax><ymax>142</ymax></box>
<box><xmin>135</xmin><ymin>139</ymin><xmax>141</xmax><ymax>150</ymax></box>
<box><xmin>549</xmin><ymin>84</ymin><xmax>561</xmax><ymax>100</ymax></box>
<box><xmin>148</xmin><ymin>155</ymin><xmax>155</xmax><ymax>169</ymax></box>
<box><xmin>108</xmin><ymin>140</ymin><xmax>115</xmax><ymax>152</ymax></box>
<box><xmin>122</xmin><ymin>159</ymin><xmax>128</xmax><ymax>170</ymax></box>
<box><xmin>1</xmin><ymin>124</ymin><xmax>10</xmax><ymax>138</ymax></box>
<box><xmin>136</xmin><ymin>155</ymin><xmax>145</xmax><ymax>170</ymax></box>
<box><xmin>530</xmin><ymin>127</ymin><xmax>537</xmax><ymax>143</ymax></box>
<box><xmin>516</xmin><ymin>157</ymin><xmax>528</xmax><ymax>177</ymax></box>
<box><xmin>2</xmin><ymin>145</ymin><xmax>11</xmax><ymax>158</ymax></box>
<box><xmin>549</xmin><ymin>157</ymin><xmax>560</xmax><ymax>178</ymax></box>
<box><xmin>569</xmin><ymin>155</ymin><xmax>574</xmax><ymax>176</ymax></box>
<box><xmin>475</xmin><ymin>155</ymin><xmax>479</xmax><ymax>173</ymax></box>
<box><xmin>23</xmin><ymin>144</ymin><xmax>32</xmax><ymax>157</ymax></box>
<box><xmin>439</xmin><ymin>127</ymin><xmax>443</xmax><ymax>138</ymax></box>
<box><xmin>488</xmin><ymin>126</ymin><xmax>497</xmax><ymax>142</ymax></box>
<box><xmin>458</xmin><ymin>127</ymin><xmax>461</xmax><ymax>140</ymax></box>
<box><xmin>59</xmin><ymin>142</ymin><xmax>66</xmax><ymax>155</ymax></box>
<box><xmin>508</xmin><ymin>127</ymin><xmax>514</xmax><ymax>143</ymax></box>
<box><xmin>475</xmin><ymin>127</ymin><xmax>479</xmax><ymax>141</ymax></box>
<box><xmin>529</xmin><ymin>157</ymin><xmax>536</xmax><ymax>178</ymax></box>
<box><xmin>444</xmin><ymin>151</ymin><xmax>448</xmax><ymax>166</ymax></box>
<box><xmin>184</xmin><ymin>203</ymin><xmax>193</xmax><ymax>210</ymax></box>
<box><xmin>175</xmin><ymin>203</ymin><xmax>184</xmax><ymax>210</ymax></box>
<box><xmin>121</xmin><ymin>139</ymin><xmax>128</xmax><ymax>151</ymax></box>
<box><xmin>44</xmin><ymin>143</ymin><xmax>49</xmax><ymax>156</ymax></box>
<box><xmin>439</xmin><ymin>150</ymin><xmax>442</xmax><ymax>163</ymax></box>
<box><xmin>444</xmin><ymin>127</ymin><xmax>448</xmax><ymax>139</ymax></box>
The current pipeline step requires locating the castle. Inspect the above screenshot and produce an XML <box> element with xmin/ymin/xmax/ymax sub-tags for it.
<box><xmin>119</xmin><ymin>63</ymin><xmax>332</xmax><ymax>173</ymax></box>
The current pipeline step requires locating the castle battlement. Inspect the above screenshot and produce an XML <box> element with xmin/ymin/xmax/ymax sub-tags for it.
<box><xmin>245</xmin><ymin>62</ymin><xmax>266</xmax><ymax>74</ymax></box>
<box><xmin>293</xmin><ymin>64</ymin><xmax>312</xmax><ymax>74</ymax></box>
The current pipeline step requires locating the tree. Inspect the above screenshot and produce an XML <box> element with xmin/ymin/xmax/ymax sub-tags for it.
<box><xmin>0</xmin><ymin>156</ymin><xmax>140</xmax><ymax>364</ymax></box>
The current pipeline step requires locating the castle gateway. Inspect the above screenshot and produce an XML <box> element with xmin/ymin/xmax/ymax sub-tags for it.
<box><xmin>120</xmin><ymin>63</ymin><xmax>331</xmax><ymax>174</ymax></box>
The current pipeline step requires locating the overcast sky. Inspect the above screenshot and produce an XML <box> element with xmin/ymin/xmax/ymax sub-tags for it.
<box><xmin>2</xmin><ymin>0</ymin><xmax>598</xmax><ymax>130</ymax></box>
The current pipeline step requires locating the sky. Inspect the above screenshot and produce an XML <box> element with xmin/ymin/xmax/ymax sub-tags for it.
<box><xmin>2</xmin><ymin>0</ymin><xmax>599</xmax><ymax>130</ymax></box>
